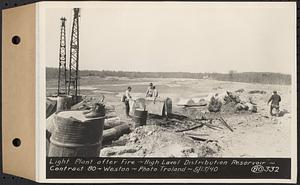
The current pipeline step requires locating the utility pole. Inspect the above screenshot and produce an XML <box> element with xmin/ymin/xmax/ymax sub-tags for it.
<box><xmin>67</xmin><ymin>8</ymin><xmax>80</xmax><ymax>103</ymax></box>
<box><xmin>57</xmin><ymin>17</ymin><xmax>67</xmax><ymax>96</ymax></box>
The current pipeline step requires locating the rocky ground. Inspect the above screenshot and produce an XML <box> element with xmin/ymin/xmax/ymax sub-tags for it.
<box><xmin>99</xmin><ymin>79</ymin><xmax>292</xmax><ymax>158</ymax></box>
<box><xmin>48</xmin><ymin>77</ymin><xmax>293</xmax><ymax>158</ymax></box>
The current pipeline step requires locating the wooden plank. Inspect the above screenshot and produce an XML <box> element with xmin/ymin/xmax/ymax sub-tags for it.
<box><xmin>219</xmin><ymin>117</ymin><xmax>234</xmax><ymax>132</ymax></box>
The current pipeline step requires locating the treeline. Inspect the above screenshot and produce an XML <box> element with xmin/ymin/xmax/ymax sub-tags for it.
<box><xmin>210</xmin><ymin>72</ymin><xmax>291</xmax><ymax>85</ymax></box>
<box><xmin>46</xmin><ymin>67</ymin><xmax>291</xmax><ymax>85</ymax></box>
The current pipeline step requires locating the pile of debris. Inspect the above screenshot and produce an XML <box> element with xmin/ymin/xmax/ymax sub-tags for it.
<box><xmin>207</xmin><ymin>91</ymin><xmax>257</xmax><ymax>113</ymax></box>
<box><xmin>100</xmin><ymin>113</ymin><xmax>235</xmax><ymax>157</ymax></box>
<box><xmin>101</xmin><ymin>124</ymin><xmax>221</xmax><ymax>157</ymax></box>
<box><xmin>175</xmin><ymin>89</ymin><xmax>257</xmax><ymax>113</ymax></box>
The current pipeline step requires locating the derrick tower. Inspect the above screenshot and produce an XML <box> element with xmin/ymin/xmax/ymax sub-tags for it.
<box><xmin>57</xmin><ymin>17</ymin><xmax>67</xmax><ymax>96</ymax></box>
<box><xmin>67</xmin><ymin>8</ymin><xmax>80</xmax><ymax>103</ymax></box>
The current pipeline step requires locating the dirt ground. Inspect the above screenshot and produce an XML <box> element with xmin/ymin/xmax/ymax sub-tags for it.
<box><xmin>47</xmin><ymin>77</ymin><xmax>293</xmax><ymax>157</ymax></box>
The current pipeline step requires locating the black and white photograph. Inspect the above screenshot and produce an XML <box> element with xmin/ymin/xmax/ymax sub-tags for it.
<box><xmin>41</xmin><ymin>1</ymin><xmax>296</xmax><ymax>183</ymax></box>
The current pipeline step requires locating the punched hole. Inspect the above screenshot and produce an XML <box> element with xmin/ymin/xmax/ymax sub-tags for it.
<box><xmin>12</xmin><ymin>138</ymin><xmax>21</xmax><ymax>147</ymax></box>
<box><xmin>12</xmin><ymin>36</ymin><xmax>21</xmax><ymax>45</ymax></box>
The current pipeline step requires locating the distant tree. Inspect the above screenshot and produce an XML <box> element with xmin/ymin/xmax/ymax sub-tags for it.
<box><xmin>229</xmin><ymin>70</ymin><xmax>237</xmax><ymax>80</ymax></box>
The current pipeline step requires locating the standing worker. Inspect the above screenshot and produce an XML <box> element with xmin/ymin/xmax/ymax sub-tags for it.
<box><xmin>146</xmin><ymin>83</ymin><xmax>154</xmax><ymax>97</ymax></box>
<box><xmin>267</xmin><ymin>90</ymin><xmax>281</xmax><ymax>116</ymax></box>
<box><xmin>123</xmin><ymin>86</ymin><xmax>133</xmax><ymax>117</ymax></box>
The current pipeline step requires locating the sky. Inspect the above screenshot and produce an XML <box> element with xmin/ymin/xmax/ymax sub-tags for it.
<box><xmin>43</xmin><ymin>2</ymin><xmax>296</xmax><ymax>74</ymax></box>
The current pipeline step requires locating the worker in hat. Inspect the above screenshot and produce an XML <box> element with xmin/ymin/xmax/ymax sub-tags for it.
<box><xmin>146</xmin><ymin>83</ymin><xmax>154</xmax><ymax>97</ymax></box>
<box><xmin>267</xmin><ymin>91</ymin><xmax>281</xmax><ymax>116</ymax></box>
<box><xmin>124</xmin><ymin>86</ymin><xmax>133</xmax><ymax>117</ymax></box>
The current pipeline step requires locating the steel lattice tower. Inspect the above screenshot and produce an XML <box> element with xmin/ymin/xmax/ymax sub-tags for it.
<box><xmin>67</xmin><ymin>8</ymin><xmax>80</xmax><ymax>102</ymax></box>
<box><xmin>57</xmin><ymin>17</ymin><xmax>67</xmax><ymax>96</ymax></box>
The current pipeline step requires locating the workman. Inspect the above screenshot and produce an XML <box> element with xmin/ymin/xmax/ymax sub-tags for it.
<box><xmin>146</xmin><ymin>83</ymin><xmax>154</xmax><ymax>97</ymax></box>
<box><xmin>124</xmin><ymin>86</ymin><xmax>133</xmax><ymax>117</ymax></box>
<box><xmin>267</xmin><ymin>90</ymin><xmax>281</xmax><ymax>116</ymax></box>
